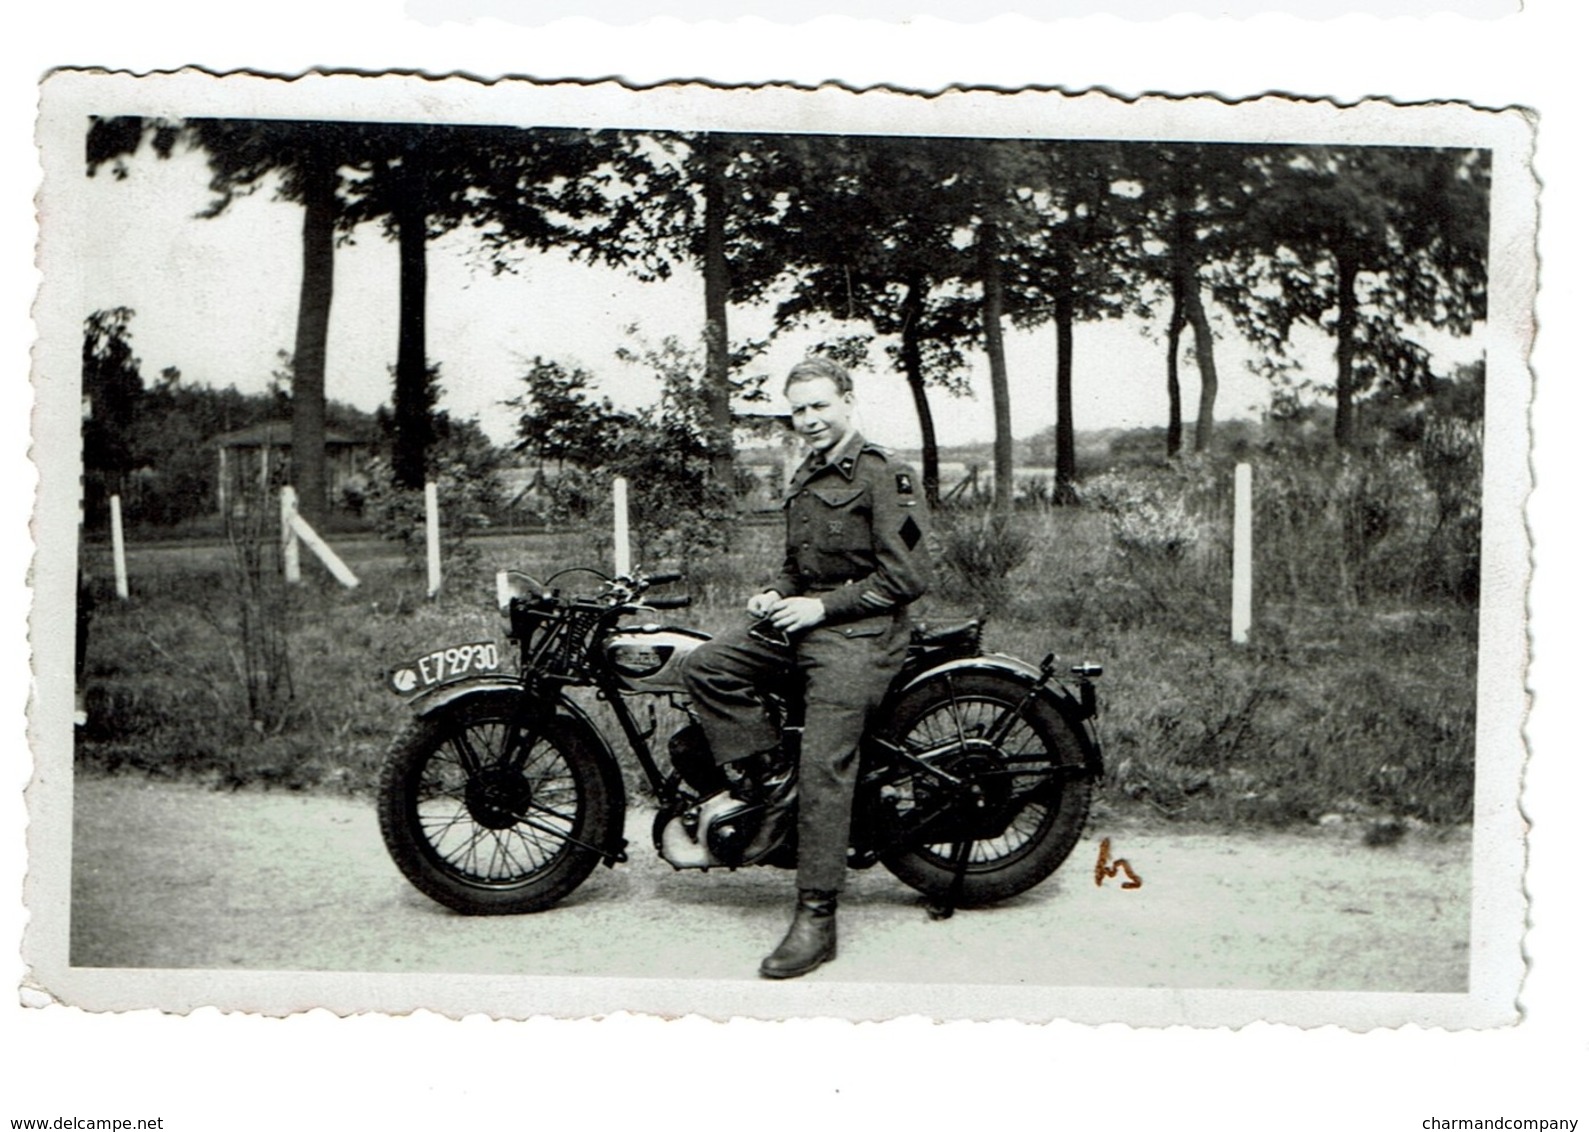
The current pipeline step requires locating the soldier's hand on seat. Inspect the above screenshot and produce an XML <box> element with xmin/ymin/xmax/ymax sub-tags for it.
<box><xmin>746</xmin><ymin>589</ymin><xmax>782</xmax><ymax>617</ymax></box>
<box><xmin>767</xmin><ymin>596</ymin><xmax>826</xmax><ymax>633</ymax></box>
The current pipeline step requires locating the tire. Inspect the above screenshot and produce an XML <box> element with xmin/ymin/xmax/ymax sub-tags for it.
<box><xmin>871</xmin><ymin>670</ymin><xmax>1093</xmax><ymax>907</ymax></box>
<box><xmin>377</xmin><ymin>697</ymin><xmax>618</xmax><ymax>915</ymax></box>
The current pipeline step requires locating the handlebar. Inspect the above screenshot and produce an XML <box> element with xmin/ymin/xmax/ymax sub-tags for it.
<box><xmin>505</xmin><ymin>567</ymin><xmax>689</xmax><ymax>611</ymax></box>
<box><xmin>644</xmin><ymin>595</ymin><xmax>692</xmax><ymax>610</ymax></box>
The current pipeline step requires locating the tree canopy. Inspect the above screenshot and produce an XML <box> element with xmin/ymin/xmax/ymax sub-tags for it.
<box><xmin>88</xmin><ymin>119</ymin><xmax>1490</xmax><ymax>525</ymax></box>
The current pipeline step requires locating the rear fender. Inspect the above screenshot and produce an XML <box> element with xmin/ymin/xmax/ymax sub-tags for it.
<box><xmin>893</xmin><ymin>653</ymin><xmax>1104</xmax><ymax>777</ymax></box>
<box><xmin>408</xmin><ymin>678</ymin><xmax>629</xmax><ymax>863</ymax></box>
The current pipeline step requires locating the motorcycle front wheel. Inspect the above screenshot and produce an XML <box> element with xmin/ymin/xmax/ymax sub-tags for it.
<box><xmin>872</xmin><ymin>670</ymin><xmax>1093</xmax><ymax>907</ymax></box>
<box><xmin>377</xmin><ymin>698</ymin><xmax>617</xmax><ymax>915</ymax></box>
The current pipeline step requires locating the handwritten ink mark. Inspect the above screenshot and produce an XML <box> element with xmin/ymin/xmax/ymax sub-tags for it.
<box><xmin>1094</xmin><ymin>838</ymin><xmax>1142</xmax><ymax>889</ymax></box>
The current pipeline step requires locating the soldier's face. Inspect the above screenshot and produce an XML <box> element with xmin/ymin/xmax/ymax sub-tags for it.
<box><xmin>787</xmin><ymin>377</ymin><xmax>856</xmax><ymax>454</ymax></box>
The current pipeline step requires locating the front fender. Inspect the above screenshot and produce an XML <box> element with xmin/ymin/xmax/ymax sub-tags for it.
<box><xmin>404</xmin><ymin>678</ymin><xmax>629</xmax><ymax>863</ymax></box>
<box><xmin>895</xmin><ymin>653</ymin><xmax>1104</xmax><ymax>777</ymax></box>
<box><xmin>406</xmin><ymin>673</ymin><xmax>525</xmax><ymax>719</ymax></box>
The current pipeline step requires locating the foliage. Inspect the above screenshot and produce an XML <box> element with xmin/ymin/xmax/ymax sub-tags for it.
<box><xmin>1078</xmin><ymin>466</ymin><xmax>1208</xmax><ymax>561</ymax></box>
<box><xmin>362</xmin><ymin>414</ymin><xmax>506</xmax><ymax>580</ymax></box>
<box><xmin>78</xmin><ymin>495</ymin><xmax>1479</xmax><ymax>829</ymax></box>
<box><xmin>934</xmin><ymin>507</ymin><xmax>1034</xmax><ymax>613</ymax></box>
<box><xmin>608</xmin><ymin>336</ymin><xmax>747</xmax><ymax>569</ymax></box>
<box><xmin>503</xmin><ymin>338</ymin><xmax>753</xmax><ymax>568</ymax></box>
<box><xmin>1248</xmin><ymin>390</ymin><xmax>1483</xmax><ymax>607</ymax></box>
<box><xmin>506</xmin><ymin>356</ymin><xmax>628</xmax><ymax>468</ymax></box>
<box><xmin>1064</xmin><ymin>396</ymin><xmax>1482</xmax><ymax>620</ymax></box>
<box><xmin>76</xmin><ymin>125</ymin><xmax>1493</xmax><ymax>828</ymax></box>
<box><xmin>81</xmin><ymin>308</ymin><xmax>145</xmax><ymax>525</ymax></box>
<box><xmin>1072</xmin><ymin>461</ymin><xmax>1223</xmax><ymax>628</ymax></box>
<box><xmin>1414</xmin><ymin>413</ymin><xmax>1484</xmax><ymax>602</ymax></box>
<box><xmin>220</xmin><ymin>491</ymin><xmax>295</xmax><ymax>735</ymax></box>
<box><xmin>1217</xmin><ymin>145</ymin><xmax>1489</xmax><ymax>445</ymax></box>
<box><xmin>87</xmin><ymin>348</ymin><xmax>378</xmax><ymax>531</ymax></box>
<box><xmin>89</xmin><ymin>118</ymin><xmax>367</xmax><ymax>527</ymax></box>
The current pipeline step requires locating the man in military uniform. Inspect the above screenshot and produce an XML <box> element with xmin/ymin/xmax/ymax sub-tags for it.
<box><xmin>682</xmin><ymin>355</ymin><xmax>931</xmax><ymax>979</ymax></box>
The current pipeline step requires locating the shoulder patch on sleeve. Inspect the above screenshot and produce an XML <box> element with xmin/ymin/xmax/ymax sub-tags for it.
<box><xmin>895</xmin><ymin>471</ymin><xmax>914</xmax><ymax>495</ymax></box>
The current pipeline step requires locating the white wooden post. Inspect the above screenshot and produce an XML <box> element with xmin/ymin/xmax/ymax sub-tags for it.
<box><xmin>1232</xmin><ymin>462</ymin><xmax>1253</xmax><ymax>645</ymax></box>
<box><xmin>109</xmin><ymin>493</ymin><xmax>129</xmax><ymax>600</ymax></box>
<box><xmin>425</xmin><ymin>481</ymin><xmax>442</xmax><ymax>598</ymax></box>
<box><xmin>613</xmin><ymin>476</ymin><xmax>632</xmax><ymax>576</ymax></box>
<box><xmin>217</xmin><ymin>445</ymin><xmax>228</xmax><ymax>518</ymax></box>
<box><xmin>287</xmin><ymin>511</ymin><xmax>360</xmax><ymax>588</ymax></box>
<box><xmin>281</xmin><ymin>486</ymin><xmax>301</xmax><ymax>584</ymax></box>
<box><xmin>281</xmin><ymin>484</ymin><xmax>357</xmax><ymax>588</ymax></box>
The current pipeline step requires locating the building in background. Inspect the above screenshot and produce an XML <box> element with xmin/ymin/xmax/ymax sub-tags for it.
<box><xmin>213</xmin><ymin>422</ymin><xmax>373</xmax><ymax>516</ymax></box>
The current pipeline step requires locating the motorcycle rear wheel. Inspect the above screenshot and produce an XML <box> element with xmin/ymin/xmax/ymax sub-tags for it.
<box><xmin>378</xmin><ymin>698</ymin><xmax>616</xmax><ymax>915</ymax></box>
<box><xmin>874</xmin><ymin>670</ymin><xmax>1092</xmax><ymax>907</ymax></box>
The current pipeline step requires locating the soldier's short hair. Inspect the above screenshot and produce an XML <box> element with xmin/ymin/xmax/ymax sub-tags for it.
<box><xmin>785</xmin><ymin>355</ymin><xmax>854</xmax><ymax>396</ymax></box>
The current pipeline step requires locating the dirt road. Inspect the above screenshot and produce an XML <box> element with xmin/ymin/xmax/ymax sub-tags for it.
<box><xmin>69</xmin><ymin>775</ymin><xmax>1470</xmax><ymax>991</ymax></box>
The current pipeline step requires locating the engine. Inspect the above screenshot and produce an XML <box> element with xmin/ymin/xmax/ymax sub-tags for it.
<box><xmin>655</xmin><ymin>723</ymin><xmax>791</xmax><ymax>870</ymax></box>
<box><xmin>656</xmin><ymin>791</ymin><xmax>752</xmax><ymax>869</ymax></box>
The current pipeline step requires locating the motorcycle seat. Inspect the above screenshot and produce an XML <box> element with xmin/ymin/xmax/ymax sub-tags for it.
<box><xmin>909</xmin><ymin>617</ymin><xmax>983</xmax><ymax>652</ymax></box>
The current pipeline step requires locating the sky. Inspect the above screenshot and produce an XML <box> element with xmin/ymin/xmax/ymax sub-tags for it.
<box><xmin>79</xmin><ymin>140</ymin><xmax>1484</xmax><ymax>456</ymax></box>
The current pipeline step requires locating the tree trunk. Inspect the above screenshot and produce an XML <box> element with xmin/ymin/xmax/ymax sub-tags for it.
<box><xmin>977</xmin><ymin>219</ymin><xmax>1014</xmax><ymax>516</ymax></box>
<box><xmin>1165</xmin><ymin>281</ymin><xmax>1185</xmax><ymax>459</ymax></box>
<box><xmin>393</xmin><ymin>147</ymin><xmax>432</xmax><ymax>490</ymax></box>
<box><xmin>700</xmin><ymin>133</ymin><xmax>734</xmax><ymax>487</ymax></box>
<box><xmin>899</xmin><ymin>277</ymin><xmax>941</xmax><ymax>508</ymax></box>
<box><xmin>1184</xmin><ymin>269</ymin><xmax>1219</xmax><ymax>453</ymax></box>
<box><xmin>1334</xmin><ymin>254</ymin><xmax>1359</xmax><ymax>448</ymax></box>
<box><xmin>1052</xmin><ymin>252</ymin><xmax>1078</xmax><ymax>503</ymax></box>
<box><xmin>289</xmin><ymin>145</ymin><xmax>336</xmax><ymax>527</ymax></box>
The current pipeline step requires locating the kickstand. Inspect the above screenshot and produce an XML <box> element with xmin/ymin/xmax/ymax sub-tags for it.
<box><xmin>928</xmin><ymin>838</ymin><xmax>973</xmax><ymax>921</ymax></box>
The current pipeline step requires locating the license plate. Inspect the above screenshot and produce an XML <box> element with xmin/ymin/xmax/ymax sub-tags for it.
<box><xmin>388</xmin><ymin>641</ymin><xmax>502</xmax><ymax>695</ymax></box>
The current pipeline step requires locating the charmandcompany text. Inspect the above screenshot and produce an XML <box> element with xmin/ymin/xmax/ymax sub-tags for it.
<box><xmin>1423</xmin><ymin>1121</ymin><xmax>1577</xmax><ymax>1130</ymax></box>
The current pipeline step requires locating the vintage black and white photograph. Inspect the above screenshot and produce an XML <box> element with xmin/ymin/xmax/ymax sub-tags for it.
<box><xmin>27</xmin><ymin>71</ymin><xmax>1530</xmax><ymax>1027</ymax></box>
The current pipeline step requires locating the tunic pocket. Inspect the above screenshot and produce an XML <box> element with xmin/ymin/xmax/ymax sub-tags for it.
<box><xmin>810</xmin><ymin>485</ymin><xmax>864</xmax><ymax>508</ymax></box>
<box><xmin>808</xmin><ymin>485</ymin><xmax>868</xmax><ymax>552</ymax></box>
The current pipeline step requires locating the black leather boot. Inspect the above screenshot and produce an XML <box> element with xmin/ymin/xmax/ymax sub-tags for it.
<box><xmin>759</xmin><ymin>889</ymin><xmax>838</xmax><ymax>979</ymax></box>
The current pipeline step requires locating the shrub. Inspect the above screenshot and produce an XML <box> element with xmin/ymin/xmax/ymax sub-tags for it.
<box><xmin>221</xmin><ymin>497</ymin><xmax>295</xmax><ymax>735</ymax></box>
<box><xmin>361</xmin><ymin>418</ymin><xmax>505</xmax><ymax>582</ymax></box>
<box><xmin>1071</xmin><ymin>462</ymin><xmax>1225</xmax><ymax>629</ymax></box>
<box><xmin>1251</xmin><ymin>443</ymin><xmax>1470</xmax><ymax>608</ymax></box>
<box><xmin>1077</xmin><ymin>466</ymin><xmax>1207</xmax><ymax>561</ymax></box>
<box><xmin>935</xmin><ymin>507</ymin><xmax>1035</xmax><ymax>612</ymax></box>
<box><xmin>1416</xmin><ymin>415</ymin><xmax>1483</xmax><ymax>602</ymax></box>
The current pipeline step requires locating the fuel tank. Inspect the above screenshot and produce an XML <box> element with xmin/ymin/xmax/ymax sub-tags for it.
<box><xmin>601</xmin><ymin>625</ymin><xmax>710</xmax><ymax>693</ymax></box>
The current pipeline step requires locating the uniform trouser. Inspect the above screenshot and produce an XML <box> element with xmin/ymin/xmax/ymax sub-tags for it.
<box><xmin>681</xmin><ymin>614</ymin><xmax>908</xmax><ymax>892</ymax></box>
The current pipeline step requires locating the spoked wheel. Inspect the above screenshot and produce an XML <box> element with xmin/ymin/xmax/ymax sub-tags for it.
<box><xmin>377</xmin><ymin>696</ymin><xmax>618</xmax><ymax>915</ymax></box>
<box><xmin>873</xmin><ymin>670</ymin><xmax>1092</xmax><ymax>907</ymax></box>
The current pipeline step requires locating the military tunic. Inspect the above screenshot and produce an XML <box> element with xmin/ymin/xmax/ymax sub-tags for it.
<box><xmin>681</xmin><ymin>431</ymin><xmax>932</xmax><ymax>891</ymax></box>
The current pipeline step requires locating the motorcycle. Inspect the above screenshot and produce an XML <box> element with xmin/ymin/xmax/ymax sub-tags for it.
<box><xmin>377</xmin><ymin>567</ymin><xmax>1104</xmax><ymax>917</ymax></box>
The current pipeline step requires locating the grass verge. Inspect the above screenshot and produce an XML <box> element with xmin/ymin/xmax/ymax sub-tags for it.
<box><xmin>75</xmin><ymin>506</ymin><xmax>1477</xmax><ymax>830</ymax></box>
